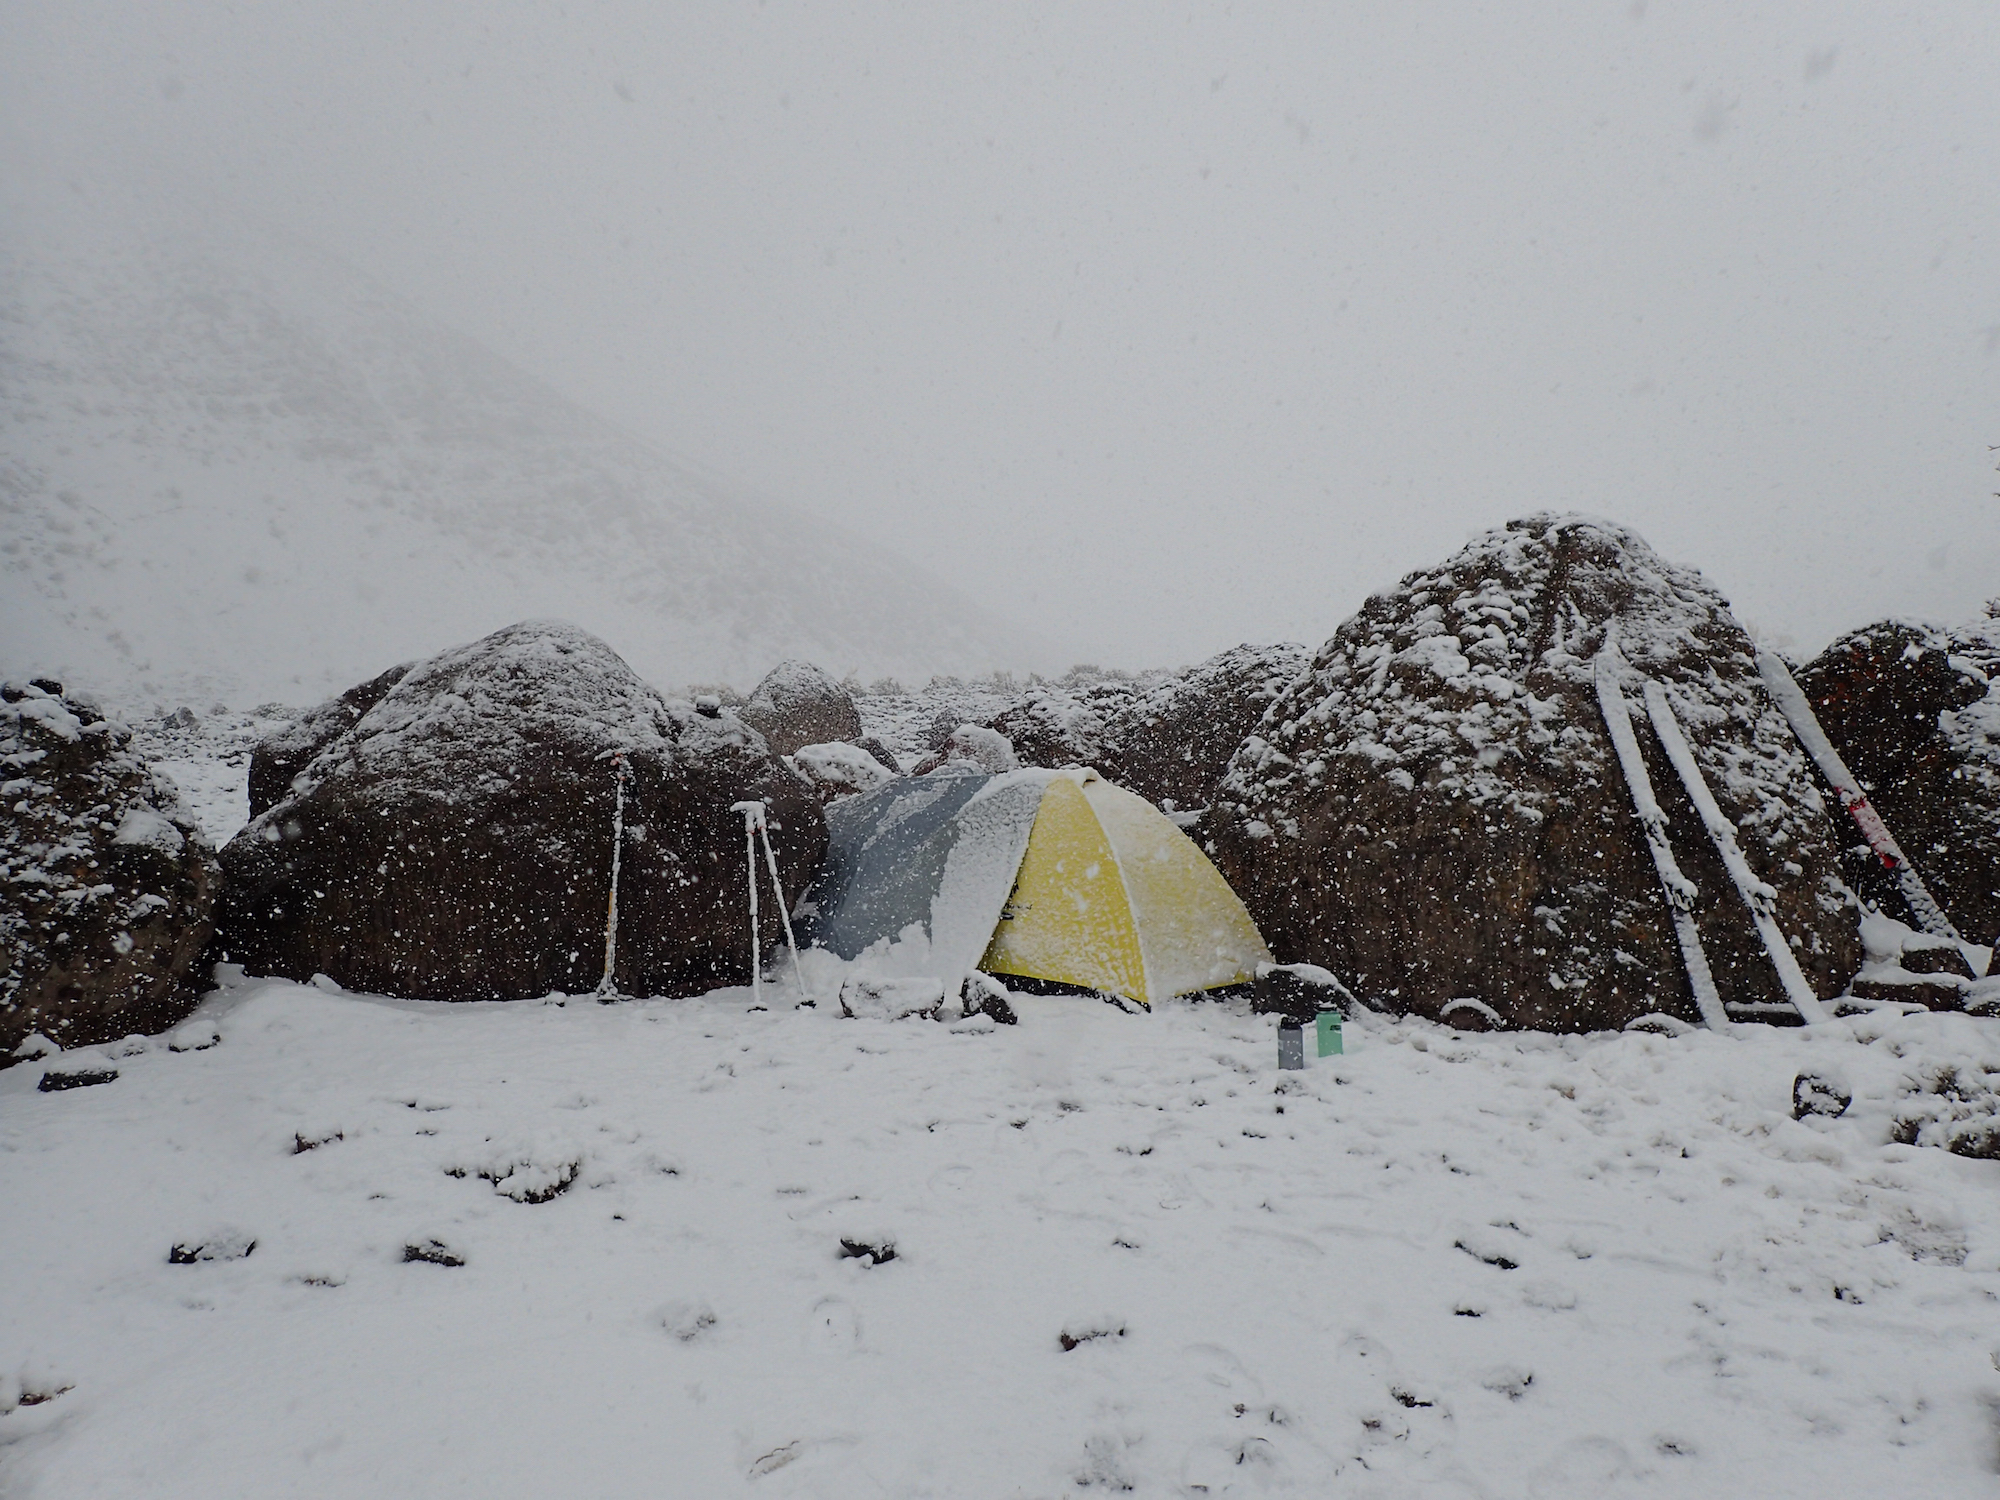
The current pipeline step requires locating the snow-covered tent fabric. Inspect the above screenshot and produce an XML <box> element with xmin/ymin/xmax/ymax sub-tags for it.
<box><xmin>797</xmin><ymin>767</ymin><xmax>1272</xmax><ymax>1007</ymax></box>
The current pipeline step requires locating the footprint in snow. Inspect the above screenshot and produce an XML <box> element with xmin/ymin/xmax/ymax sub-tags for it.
<box><xmin>655</xmin><ymin>1298</ymin><xmax>717</xmax><ymax>1342</ymax></box>
<box><xmin>806</xmin><ymin>1296</ymin><xmax>858</xmax><ymax>1346</ymax></box>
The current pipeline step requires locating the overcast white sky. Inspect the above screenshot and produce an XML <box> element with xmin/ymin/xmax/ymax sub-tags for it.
<box><xmin>5</xmin><ymin>1</ymin><xmax>1996</xmax><ymax>669</ymax></box>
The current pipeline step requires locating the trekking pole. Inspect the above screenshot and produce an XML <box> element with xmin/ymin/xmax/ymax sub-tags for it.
<box><xmin>595</xmin><ymin>753</ymin><xmax>629</xmax><ymax>1000</ymax></box>
<box><xmin>754</xmin><ymin>814</ymin><xmax>810</xmax><ymax>1004</ymax></box>
<box><xmin>731</xmin><ymin>801</ymin><xmax>765</xmax><ymax>1004</ymax></box>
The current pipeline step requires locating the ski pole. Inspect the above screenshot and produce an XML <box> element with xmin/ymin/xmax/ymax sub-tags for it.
<box><xmin>755</xmin><ymin>816</ymin><xmax>809</xmax><ymax>1003</ymax></box>
<box><xmin>596</xmin><ymin>753</ymin><xmax>629</xmax><ymax>1000</ymax></box>
<box><xmin>731</xmin><ymin>801</ymin><xmax>765</xmax><ymax>1003</ymax></box>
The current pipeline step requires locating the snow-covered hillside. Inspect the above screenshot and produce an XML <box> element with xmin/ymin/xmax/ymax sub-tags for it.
<box><xmin>4</xmin><ymin>977</ymin><xmax>1997</xmax><ymax>1496</ymax></box>
<box><xmin>0</xmin><ymin>198</ymin><xmax>1030</xmax><ymax>709</ymax></box>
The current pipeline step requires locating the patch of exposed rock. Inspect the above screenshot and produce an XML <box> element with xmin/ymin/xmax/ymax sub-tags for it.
<box><xmin>1794</xmin><ymin>607</ymin><xmax>2000</xmax><ymax>946</ymax></box>
<box><xmin>217</xmin><ymin>621</ymin><xmax>825</xmax><ymax>1000</ymax></box>
<box><xmin>738</xmin><ymin>661</ymin><xmax>863</xmax><ymax>758</ymax></box>
<box><xmin>1210</xmin><ymin>514</ymin><xmax>1862</xmax><ymax>1031</ymax></box>
<box><xmin>2</xmin><ymin>681</ymin><xmax>220</xmax><ymax>1059</ymax></box>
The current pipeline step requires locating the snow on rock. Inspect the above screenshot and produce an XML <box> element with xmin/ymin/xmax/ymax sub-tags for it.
<box><xmin>982</xmin><ymin>687</ymin><xmax>1122</xmax><ymax>770</ymax></box>
<box><xmin>1099</xmin><ymin>641</ymin><xmax>1310</xmax><ymax>829</ymax></box>
<box><xmin>246</xmin><ymin>662</ymin><xmax>411</xmax><ymax>819</ymax></box>
<box><xmin>1211</xmin><ymin>514</ymin><xmax>1863</xmax><ymax>1031</ymax></box>
<box><xmin>1</xmin><ymin>680</ymin><xmax>220</xmax><ymax>1060</ymax></box>
<box><xmin>857</xmin><ymin>669</ymin><xmax>1165</xmax><ymax>779</ymax></box>
<box><xmin>737</xmin><ymin>661</ymin><xmax>864</xmax><ymax>759</ymax></box>
<box><xmin>215</xmin><ymin>620</ymin><xmax>825</xmax><ymax>1001</ymax></box>
<box><xmin>849</xmin><ymin>647</ymin><xmax>1309</xmax><ymax>837</ymax></box>
<box><xmin>2</xmin><ymin>978</ymin><xmax>1998</xmax><ymax>1494</ymax></box>
<box><xmin>912</xmin><ymin>723</ymin><xmax>1019</xmax><ymax>776</ymax></box>
<box><xmin>1794</xmin><ymin>603</ymin><xmax>2000</xmax><ymax>947</ymax></box>
<box><xmin>787</xmin><ymin>742</ymin><xmax>897</xmax><ymax>805</ymax></box>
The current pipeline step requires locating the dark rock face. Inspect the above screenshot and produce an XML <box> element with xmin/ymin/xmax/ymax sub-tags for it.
<box><xmin>218</xmin><ymin>621</ymin><xmax>825</xmax><ymax>1000</ymax></box>
<box><xmin>248</xmin><ymin>661</ymin><xmax>411</xmax><ymax>819</ymax></box>
<box><xmin>1</xmin><ymin>684</ymin><xmax>221</xmax><ymax>1060</ymax></box>
<box><xmin>1101</xmin><ymin>643</ymin><xmax>1309</xmax><ymax>819</ymax></box>
<box><xmin>738</xmin><ymin>661</ymin><xmax>863</xmax><ymax>758</ymax></box>
<box><xmin>1794</xmin><ymin>611</ymin><xmax>2000</xmax><ymax>945</ymax></box>
<box><xmin>1210</xmin><ymin>515</ymin><xmax>1862</xmax><ymax>1032</ymax></box>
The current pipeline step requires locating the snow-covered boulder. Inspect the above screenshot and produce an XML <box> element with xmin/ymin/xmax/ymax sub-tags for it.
<box><xmin>247</xmin><ymin>661</ymin><xmax>411</xmax><ymax>819</ymax></box>
<box><xmin>1100</xmin><ymin>642</ymin><xmax>1308</xmax><ymax>824</ymax></box>
<box><xmin>216</xmin><ymin>621</ymin><xmax>825</xmax><ymax>1001</ymax></box>
<box><xmin>1</xmin><ymin>681</ymin><xmax>220</xmax><ymax>1060</ymax></box>
<box><xmin>1210</xmin><ymin>515</ymin><xmax>1862</xmax><ymax>1031</ymax></box>
<box><xmin>1794</xmin><ymin>606</ymin><xmax>1999</xmax><ymax>946</ymax></box>
<box><xmin>983</xmin><ymin>687</ymin><xmax>1120</xmax><ymax>770</ymax></box>
<box><xmin>788</xmin><ymin>741</ymin><xmax>898</xmax><ymax>804</ymax></box>
<box><xmin>738</xmin><ymin>660</ymin><xmax>863</xmax><ymax>758</ymax></box>
<box><xmin>912</xmin><ymin>723</ymin><xmax>1019</xmax><ymax>776</ymax></box>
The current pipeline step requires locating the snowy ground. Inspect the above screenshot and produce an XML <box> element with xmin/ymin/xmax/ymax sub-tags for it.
<box><xmin>129</xmin><ymin>707</ymin><xmax>275</xmax><ymax>849</ymax></box>
<box><xmin>5</xmin><ymin>973</ymin><xmax>1998</xmax><ymax>1497</ymax></box>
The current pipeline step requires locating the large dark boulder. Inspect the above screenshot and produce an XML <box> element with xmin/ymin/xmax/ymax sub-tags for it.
<box><xmin>1794</xmin><ymin>608</ymin><xmax>2000</xmax><ymax>945</ymax></box>
<box><xmin>1210</xmin><ymin>515</ymin><xmax>1862</xmax><ymax>1031</ymax></box>
<box><xmin>1</xmin><ymin>682</ymin><xmax>220</xmax><ymax>1059</ymax></box>
<box><xmin>1101</xmin><ymin>642</ymin><xmax>1309</xmax><ymax>819</ymax></box>
<box><xmin>738</xmin><ymin>661</ymin><xmax>863</xmax><ymax>758</ymax></box>
<box><xmin>217</xmin><ymin>621</ymin><xmax>825</xmax><ymax>1000</ymax></box>
<box><xmin>247</xmin><ymin>661</ymin><xmax>411</xmax><ymax>819</ymax></box>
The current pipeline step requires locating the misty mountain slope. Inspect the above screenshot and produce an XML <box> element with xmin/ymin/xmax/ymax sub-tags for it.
<box><xmin>0</xmin><ymin>222</ymin><xmax>1027</xmax><ymax>707</ymax></box>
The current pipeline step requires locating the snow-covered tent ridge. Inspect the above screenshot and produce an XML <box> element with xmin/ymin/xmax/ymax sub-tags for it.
<box><xmin>799</xmin><ymin>768</ymin><xmax>1272</xmax><ymax>1007</ymax></box>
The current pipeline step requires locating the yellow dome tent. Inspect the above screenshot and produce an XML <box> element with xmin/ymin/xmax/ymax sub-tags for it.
<box><xmin>798</xmin><ymin>767</ymin><xmax>1272</xmax><ymax>1008</ymax></box>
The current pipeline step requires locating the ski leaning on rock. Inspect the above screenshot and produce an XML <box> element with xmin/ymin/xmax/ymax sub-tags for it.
<box><xmin>1592</xmin><ymin>636</ymin><xmax>1731</xmax><ymax>1030</ymax></box>
<box><xmin>1641</xmin><ymin>680</ymin><xmax>1827</xmax><ymax>1025</ymax></box>
<box><xmin>1755</xmin><ymin>649</ymin><xmax>1963</xmax><ymax>944</ymax></box>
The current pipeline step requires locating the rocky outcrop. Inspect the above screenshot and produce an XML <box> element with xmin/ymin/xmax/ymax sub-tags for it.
<box><xmin>217</xmin><ymin>621</ymin><xmax>825</xmax><ymax>1000</ymax></box>
<box><xmin>739</xmin><ymin>661</ymin><xmax>863</xmax><ymax>758</ymax></box>
<box><xmin>247</xmin><ymin>661</ymin><xmax>410</xmax><ymax>819</ymax></box>
<box><xmin>1794</xmin><ymin>608</ymin><xmax>2000</xmax><ymax>946</ymax></box>
<box><xmin>1210</xmin><ymin>515</ymin><xmax>1863</xmax><ymax>1032</ymax></box>
<box><xmin>1101</xmin><ymin>643</ymin><xmax>1308</xmax><ymax>822</ymax></box>
<box><xmin>2</xmin><ymin>682</ymin><xmax>220</xmax><ymax>1059</ymax></box>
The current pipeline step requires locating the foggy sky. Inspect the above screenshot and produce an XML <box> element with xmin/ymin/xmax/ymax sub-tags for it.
<box><xmin>6</xmin><ymin>1</ymin><xmax>1997</xmax><ymax>670</ymax></box>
